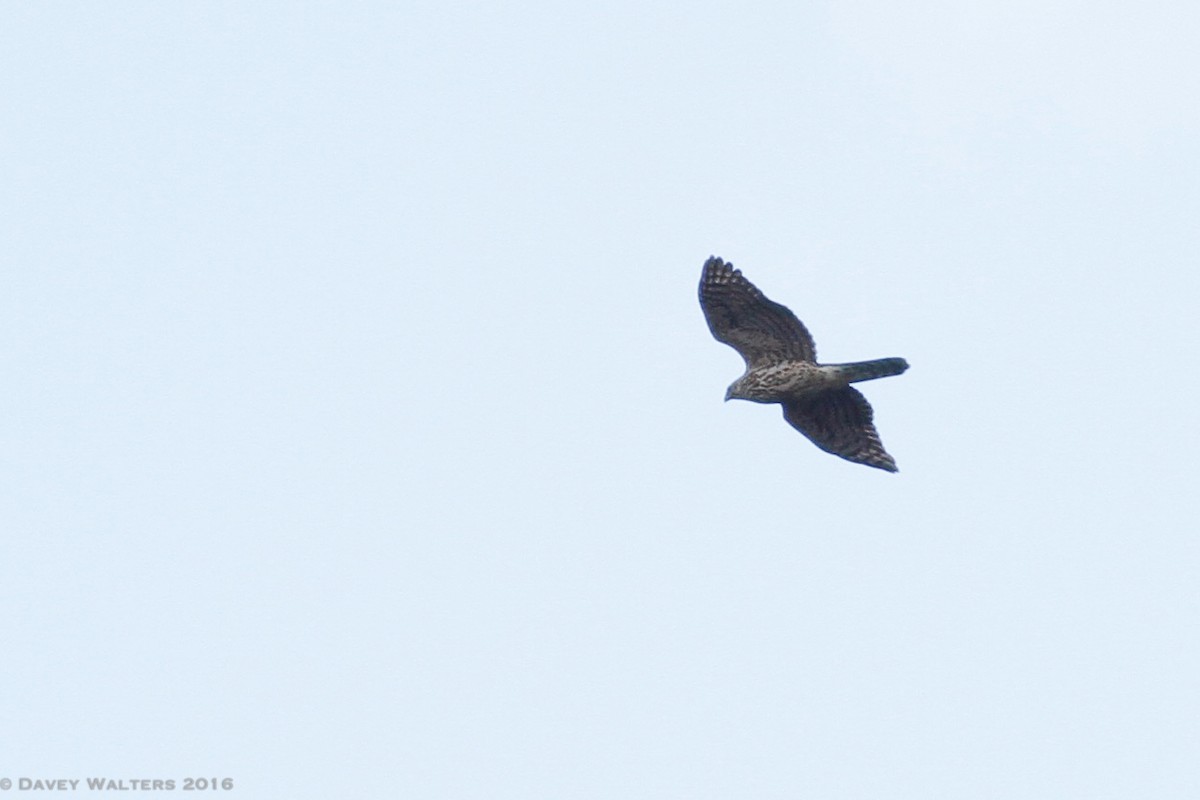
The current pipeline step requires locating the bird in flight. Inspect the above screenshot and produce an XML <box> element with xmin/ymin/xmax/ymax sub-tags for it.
<box><xmin>699</xmin><ymin>256</ymin><xmax>908</xmax><ymax>472</ymax></box>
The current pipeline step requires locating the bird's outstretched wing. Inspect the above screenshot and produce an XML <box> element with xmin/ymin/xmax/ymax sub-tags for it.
<box><xmin>699</xmin><ymin>256</ymin><xmax>816</xmax><ymax>367</ymax></box>
<box><xmin>782</xmin><ymin>388</ymin><xmax>898</xmax><ymax>472</ymax></box>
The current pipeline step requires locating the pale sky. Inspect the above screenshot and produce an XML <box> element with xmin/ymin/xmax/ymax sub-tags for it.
<box><xmin>3</xmin><ymin>2</ymin><xmax>1199</xmax><ymax>798</ymax></box>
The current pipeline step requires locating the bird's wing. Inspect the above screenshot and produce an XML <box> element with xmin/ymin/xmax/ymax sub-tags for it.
<box><xmin>699</xmin><ymin>256</ymin><xmax>816</xmax><ymax>368</ymax></box>
<box><xmin>782</xmin><ymin>388</ymin><xmax>898</xmax><ymax>472</ymax></box>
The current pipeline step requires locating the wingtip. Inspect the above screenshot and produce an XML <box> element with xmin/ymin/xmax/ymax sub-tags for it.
<box><xmin>701</xmin><ymin>255</ymin><xmax>738</xmax><ymax>283</ymax></box>
<box><xmin>858</xmin><ymin>450</ymin><xmax>898</xmax><ymax>472</ymax></box>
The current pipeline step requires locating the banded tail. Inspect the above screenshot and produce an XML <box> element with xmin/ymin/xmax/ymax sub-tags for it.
<box><xmin>827</xmin><ymin>357</ymin><xmax>909</xmax><ymax>384</ymax></box>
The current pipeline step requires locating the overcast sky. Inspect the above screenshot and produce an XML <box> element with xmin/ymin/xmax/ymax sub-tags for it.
<box><xmin>3</xmin><ymin>2</ymin><xmax>1199</xmax><ymax>797</ymax></box>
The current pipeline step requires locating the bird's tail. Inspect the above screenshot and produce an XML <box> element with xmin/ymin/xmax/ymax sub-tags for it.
<box><xmin>828</xmin><ymin>357</ymin><xmax>909</xmax><ymax>384</ymax></box>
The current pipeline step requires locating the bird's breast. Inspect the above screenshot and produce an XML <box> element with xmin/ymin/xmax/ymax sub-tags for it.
<box><xmin>740</xmin><ymin>362</ymin><xmax>840</xmax><ymax>400</ymax></box>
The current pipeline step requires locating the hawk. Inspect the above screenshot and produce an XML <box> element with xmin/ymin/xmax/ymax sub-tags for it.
<box><xmin>699</xmin><ymin>256</ymin><xmax>909</xmax><ymax>472</ymax></box>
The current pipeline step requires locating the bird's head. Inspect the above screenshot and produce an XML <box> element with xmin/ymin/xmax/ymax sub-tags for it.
<box><xmin>725</xmin><ymin>375</ymin><xmax>775</xmax><ymax>403</ymax></box>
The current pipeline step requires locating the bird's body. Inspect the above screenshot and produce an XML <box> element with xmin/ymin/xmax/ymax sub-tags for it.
<box><xmin>724</xmin><ymin>358</ymin><xmax>908</xmax><ymax>403</ymax></box>
<box><xmin>699</xmin><ymin>256</ymin><xmax>908</xmax><ymax>472</ymax></box>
